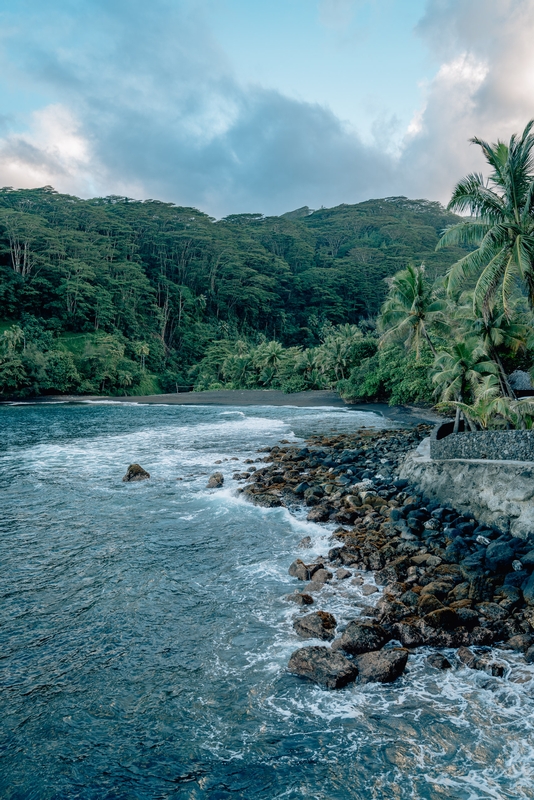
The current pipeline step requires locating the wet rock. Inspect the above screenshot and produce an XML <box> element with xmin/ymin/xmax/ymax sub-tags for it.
<box><xmin>298</xmin><ymin>536</ymin><xmax>312</xmax><ymax>549</ymax></box>
<box><xmin>361</xmin><ymin>584</ymin><xmax>378</xmax><ymax>596</ymax></box>
<box><xmin>457</xmin><ymin>646</ymin><xmax>505</xmax><ymax>676</ymax></box>
<box><xmin>485</xmin><ymin>541</ymin><xmax>514</xmax><ymax>573</ymax></box>
<box><xmin>476</xmin><ymin>602</ymin><xmax>507</xmax><ymax>622</ymax></box>
<box><xmin>286</xmin><ymin>592</ymin><xmax>314</xmax><ymax>606</ymax></box>
<box><xmin>306</xmin><ymin>506</ymin><xmax>332</xmax><ymax>523</ymax></box>
<box><xmin>418</xmin><ymin>594</ymin><xmax>444</xmax><ymax>615</ymax></box>
<box><xmin>522</xmin><ymin>572</ymin><xmax>534</xmax><ymax>604</ymax></box>
<box><xmin>288</xmin><ymin>560</ymin><xmax>323</xmax><ymax>581</ymax></box>
<box><xmin>310</xmin><ymin>568</ymin><xmax>333</xmax><ymax>584</ymax></box>
<box><xmin>123</xmin><ymin>463</ymin><xmax>150</xmax><ymax>482</ymax></box>
<box><xmin>468</xmin><ymin>627</ymin><xmax>495</xmax><ymax>646</ymax></box>
<box><xmin>525</xmin><ymin>645</ymin><xmax>534</xmax><ymax>664</ymax></box>
<box><xmin>206</xmin><ymin>472</ymin><xmax>224</xmax><ymax>488</ymax></box>
<box><xmin>288</xmin><ymin>646</ymin><xmax>358</xmax><ymax>689</ymax></box>
<box><xmin>355</xmin><ymin>648</ymin><xmax>409</xmax><ymax>684</ymax></box>
<box><xmin>335</xmin><ymin>568</ymin><xmax>352</xmax><ymax>580</ymax></box>
<box><xmin>426</xmin><ymin>653</ymin><xmax>452</xmax><ymax>670</ymax></box>
<box><xmin>333</xmin><ymin>620</ymin><xmax>390</xmax><ymax>655</ymax></box>
<box><xmin>424</xmin><ymin>607</ymin><xmax>460</xmax><ymax>631</ymax></box>
<box><xmin>503</xmin><ymin>633</ymin><xmax>533</xmax><ymax>652</ymax></box>
<box><xmin>455</xmin><ymin>607</ymin><xmax>479</xmax><ymax>631</ymax></box>
<box><xmin>293</xmin><ymin>611</ymin><xmax>337</xmax><ymax>640</ymax></box>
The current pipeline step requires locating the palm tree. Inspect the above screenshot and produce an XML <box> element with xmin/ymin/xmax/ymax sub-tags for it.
<box><xmin>438</xmin><ymin>374</ymin><xmax>510</xmax><ymax>430</ymax></box>
<box><xmin>455</xmin><ymin>293</ymin><xmax>530</xmax><ymax>397</ymax></box>
<box><xmin>379</xmin><ymin>264</ymin><xmax>443</xmax><ymax>359</ymax></box>
<box><xmin>437</xmin><ymin>120</ymin><xmax>534</xmax><ymax>316</ymax></box>
<box><xmin>432</xmin><ymin>337</ymin><xmax>497</xmax><ymax>432</ymax></box>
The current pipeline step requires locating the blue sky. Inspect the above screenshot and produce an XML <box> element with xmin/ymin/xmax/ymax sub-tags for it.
<box><xmin>0</xmin><ymin>0</ymin><xmax>532</xmax><ymax>216</ymax></box>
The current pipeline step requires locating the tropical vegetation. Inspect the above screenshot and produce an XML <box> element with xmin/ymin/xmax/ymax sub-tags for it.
<box><xmin>2</xmin><ymin>120</ymin><xmax>534</xmax><ymax>431</ymax></box>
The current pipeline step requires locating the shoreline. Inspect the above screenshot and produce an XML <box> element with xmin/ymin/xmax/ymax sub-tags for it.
<box><xmin>1</xmin><ymin>389</ymin><xmax>443</xmax><ymax>426</ymax></box>
<box><xmin>230</xmin><ymin>426</ymin><xmax>534</xmax><ymax>688</ymax></box>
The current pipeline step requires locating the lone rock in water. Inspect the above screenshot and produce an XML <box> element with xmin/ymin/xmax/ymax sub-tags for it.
<box><xmin>207</xmin><ymin>472</ymin><xmax>224</xmax><ymax>488</ymax></box>
<box><xmin>123</xmin><ymin>463</ymin><xmax>150</xmax><ymax>482</ymax></box>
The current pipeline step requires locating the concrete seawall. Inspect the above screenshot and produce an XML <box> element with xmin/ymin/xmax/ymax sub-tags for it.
<box><xmin>400</xmin><ymin>438</ymin><xmax>534</xmax><ymax>539</ymax></box>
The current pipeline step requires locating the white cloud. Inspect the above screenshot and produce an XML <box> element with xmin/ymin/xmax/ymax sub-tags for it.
<box><xmin>0</xmin><ymin>0</ymin><xmax>533</xmax><ymax>214</ymax></box>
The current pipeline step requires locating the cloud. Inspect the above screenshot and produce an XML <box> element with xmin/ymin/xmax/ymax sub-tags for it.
<box><xmin>401</xmin><ymin>0</ymin><xmax>534</xmax><ymax>202</ymax></box>
<box><xmin>0</xmin><ymin>0</ymin><xmax>397</xmax><ymax>215</ymax></box>
<box><xmin>0</xmin><ymin>0</ymin><xmax>533</xmax><ymax>215</ymax></box>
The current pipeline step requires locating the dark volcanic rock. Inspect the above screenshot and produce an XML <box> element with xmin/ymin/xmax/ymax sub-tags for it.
<box><xmin>288</xmin><ymin>559</ymin><xmax>322</xmax><ymax>581</ymax></box>
<box><xmin>310</xmin><ymin>568</ymin><xmax>333</xmax><ymax>584</ymax></box>
<box><xmin>286</xmin><ymin>592</ymin><xmax>314</xmax><ymax>606</ymax></box>
<box><xmin>334</xmin><ymin>620</ymin><xmax>390</xmax><ymax>655</ymax></box>
<box><xmin>293</xmin><ymin>611</ymin><xmax>337</xmax><ymax>640</ymax></box>
<box><xmin>426</xmin><ymin>653</ymin><xmax>452</xmax><ymax>670</ymax></box>
<box><xmin>504</xmin><ymin>634</ymin><xmax>533</xmax><ymax>652</ymax></box>
<box><xmin>123</xmin><ymin>463</ymin><xmax>150</xmax><ymax>482</ymax></box>
<box><xmin>457</xmin><ymin>646</ymin><xmax>506</xmax><ymax>676</ymax></box>
<box><xmin>522</xmin><ymin>572</ymin><xmax>534</xmax><ymax>604</ymax></box>
<box><xmin>485</xmin><ymin>541</ymin><xmax>514</xmax><ymax>573</ymax></box>
<box><xmin>206</xmin><ymin>472</ymin><xmax>224</xmax><ymax>488</ymax></box>
<box><xmin>424</xmin><ymin>608</ymin><xmax>460</xmax><ymax>630</ymax></box>
<box><xmin>288</xmin><ymin>646</ymin><xmax>358</xmax><ymax>689</ymax></box>
<box><xmin>307</xmin><ymin>506</ymin><xmax>332</xmax><ymax>523</ymax></box>
<box><xmin>355</xmin><ymin>649</ymin><xmax>409</xmax><ymax>684</ymax></box>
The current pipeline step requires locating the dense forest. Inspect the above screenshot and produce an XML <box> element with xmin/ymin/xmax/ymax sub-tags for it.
<box><xmin>0</xmin><ymin>187</ymin><xmax>467</xmax><ymax>398</ymax></box>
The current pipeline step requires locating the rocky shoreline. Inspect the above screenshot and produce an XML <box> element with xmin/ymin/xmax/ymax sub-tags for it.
<box><xmin>229</xmin><ymin>425</ymin><xmax>534</xmax><ymax>689</ymax></box>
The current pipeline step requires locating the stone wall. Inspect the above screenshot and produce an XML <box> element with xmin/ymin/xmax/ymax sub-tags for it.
<box><xmin>430</xmin><ymin>428</ymin><xmax>534</xmax><ymax>462</ymax></box>
<box><xmin>401</xmin><ymin>438</ymin><xmax>534</xmax><ymax>538</ymax></box>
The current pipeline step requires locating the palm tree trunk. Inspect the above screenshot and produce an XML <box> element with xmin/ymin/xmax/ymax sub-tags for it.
<box><xmin>491</xmin><ymin>349</ymin><xmax>516</xmax><ymax>398</ymax></box>
<box><xmin>453</xmin><ymin>405</ymin><xmax>461</xmax><ymax>433</ymax></box>
<box><xmin>421</xmin><ymin>325</ymin><xmax>437</xmax><ymax>357</ymax></box>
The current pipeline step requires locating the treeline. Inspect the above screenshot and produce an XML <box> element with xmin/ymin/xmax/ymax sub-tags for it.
<box><xmin>0</xmin><ymin>187</ymin><xmax>466</xmax><ymax>397</ymax></box>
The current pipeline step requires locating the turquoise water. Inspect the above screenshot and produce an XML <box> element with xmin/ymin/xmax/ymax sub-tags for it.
<box><xmin>1</xmin><ymin>402</ymin><xmax>534</xmax><ymax>800</ymax></box>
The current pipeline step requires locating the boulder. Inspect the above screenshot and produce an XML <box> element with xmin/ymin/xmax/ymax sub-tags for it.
<box><xmin>306</xmin><ymin>506</ymin><xmax>331</xmax><ymax>523</ymax></box>
<box><xmin>336</xmin><ymin>568</ymin><xmax>352</xmax><ymax>580</ymax></box>
<box><xmin>525</xmin><ymin>645</ymin><xmax>534</xmax><ymax>664</ymax></box>
<box><xmin>286</xmin><ymin>592</ymin><xmax>314</xmax><ymax>606</ymax></box>
<box><xmin>423</xmin><ymin>608</ymin><xmax>460</xmax><ymax>630</ymax></box>
<box><xmin>122</xmin><ymin>463</ymin><xmax>150</xmax><ymax>482</ymax></box>
<box><xmin>311</xmin><ymin>568</ymin><xmax>333</xmax><ymax>584</ymax></box>
<box><xmin>334</xmin><ymin>620</ymin><xmax>389</xmax><ymax>655</ymax></box>
<box><xmin>288</xmin><ymin>646</ymin><xmax>358</xmax><ymax>689</ymax></box>
<box><xmin>504</xmin><ymin>634</ymin><xmax>533</xmax><ymax>652</ymax></box>
<box><xmin>298</xmin><ymin>536</ymin><xmax>312</xmax><ymax>549</ymax></box>
<box><xmin>522</xmin><ymin>572</ymin><xmax>534</xmax><ymax>604</ymax></box>
<box><xmin>288</xmin><ymin>559</ymin><xmax>322</xmax><ymax>581</ymax></box>
<box><xmin>293</xmin><ymin>611</ymin><xmax>337</xmax><ymax>640</ymax></box>
<box><xmin>355</xmin><ymin>649</ymin><xmax>409</xmax><ymax>684</ymax></box>
<box><xmin>457</xmin><ymin>646</ymin><xmax>505</xmax><ymax>676</ymax></box>
<box><xmin>206</xmin><ymin>472</ymin><xmax>224</xmax><ymax>488</ymax></box>
<box><xmin>485</xmin><ymin>541</ymin><xmax>514</xmax><ymax>573</ymax></box>
<box><xmin>426</xmin><ymin>653</ymin><xmax>452</xmax><ymax>670</ymax></box>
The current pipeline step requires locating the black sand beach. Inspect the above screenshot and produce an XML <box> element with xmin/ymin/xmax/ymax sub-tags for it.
<box><xmin>4</xmin><ymin>389</ymin><xmax>442</xmax><ymax>425</ymax></box>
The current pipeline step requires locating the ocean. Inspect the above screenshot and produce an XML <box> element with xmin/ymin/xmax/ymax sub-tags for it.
<box><xmin>1</xmin><ymin>402</ymin><xmax>533</xmax><ymax>799</ymax></box>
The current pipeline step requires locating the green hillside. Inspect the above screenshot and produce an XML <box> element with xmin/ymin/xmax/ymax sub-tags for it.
<box><xmin>0</xmin><ymin>187</ymin><xmax>467</xmax><ymax>396</ymax></box>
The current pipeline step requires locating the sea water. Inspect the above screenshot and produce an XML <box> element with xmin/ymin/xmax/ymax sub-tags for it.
<box><xmin>1</xmin><ymin>402</ymin><xmax>534</xmax><ymax>800</ymax></box>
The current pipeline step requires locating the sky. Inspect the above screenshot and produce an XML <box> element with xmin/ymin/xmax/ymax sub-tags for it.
<box><xmin>0</xmin><ymin>0</ymin><xmax>533</xmax><ymax>217</ymax></box>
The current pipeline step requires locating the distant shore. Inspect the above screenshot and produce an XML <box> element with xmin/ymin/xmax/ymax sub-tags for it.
<box><xmin>3</xmin><ymin>388</ymin><xmax>443</xmax><ymax>426</ymax></box>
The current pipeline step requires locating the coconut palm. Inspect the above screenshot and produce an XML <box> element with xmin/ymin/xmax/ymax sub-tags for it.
<box><xmin>379</xmin><ymin>264</ymin><xmax>444</xmax><ymax>358</ymax></box>
<box><xmin>455</xmin><ymin>293</ymin><xmax>530</xmax><ymax>396</ymax></box>
<box><xmin>438</xmin><ymin>120</ymin><xmax>534</xmax><ymax>316</ymax></box>
<box><xmin>438</xmin><ymin>374</ymin><xmax>511</xmax><ymax>430</ymax></box>
<box><xmin>432</xmin><ymin>337</ymin><xmax>497</xmax><ymax>432</ymax></box>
